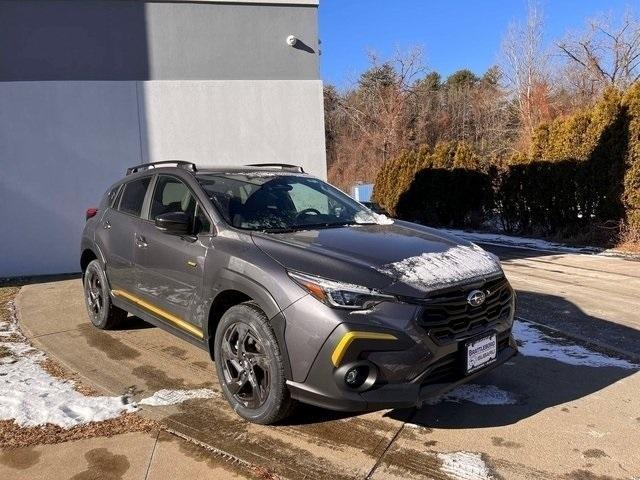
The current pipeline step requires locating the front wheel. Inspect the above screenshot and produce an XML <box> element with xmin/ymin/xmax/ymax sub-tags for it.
<box><xmin>214</xmin><ymin>303</ymin><xmax>295</xmax><ymax>424</ymax></box>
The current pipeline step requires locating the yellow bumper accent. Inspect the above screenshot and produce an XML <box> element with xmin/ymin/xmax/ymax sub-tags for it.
<box><xmin>331</xmin><ymin>331</ymin><xmax>397</xmax><ymax>367</ymax></box>
<box><xmin>112</xmin><ymin>289</ymin><xmax>204</xmax><ymax>339</ymax></box>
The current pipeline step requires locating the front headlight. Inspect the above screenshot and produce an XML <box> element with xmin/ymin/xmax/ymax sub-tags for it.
<box><xmin>288</xmin><ymin>271</ymin><xmax>396</xmax><ymax>310</ymax></box>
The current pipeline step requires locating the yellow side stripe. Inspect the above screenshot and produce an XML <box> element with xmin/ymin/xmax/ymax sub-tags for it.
<box><xmin>331</xmin><ymin>331</ymin><xmax>397</xmax><ymax>367</ymax></box>
<box><xmin>112</xmin><ymin>289</ymin><xmax>204</xmax><ymax>339</ymax></box>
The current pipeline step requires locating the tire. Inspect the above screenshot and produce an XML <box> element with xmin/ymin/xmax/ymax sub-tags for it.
<box><xmin>214</xmin><ymin>302</ymin><xmax>296</xmax><ymax>424</ymax></box>
<box><xmin>83</xmin><ymin>259</ymin><xmax>127</xmax><ymax>330</ymax></box>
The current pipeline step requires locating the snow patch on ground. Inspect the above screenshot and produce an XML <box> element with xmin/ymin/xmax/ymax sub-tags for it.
<box><xmin>139</xmin><ymin>388</ymin><xmax>217</xmax><ymax>406</ymax></box>
<box><xmin>441</xmin><ymin>229</ymin><xmax>606</xmax><ymax>255</ymax></box>
<box><xmin>0</xmin><ymin>301</ymin><xmax>136</xmax><ymax>428</ymax></box>
<box><xmin>0</xmin><ymin>351</ymin><xmax>137</xmax><ymax>428</ymax></box>
<box><xmin>427</xmin><ymin>384</ymin><xmax>518</xmax><ymax>406</ymax></box>
<box><xmin>0</xmin><ymin>300</ymin><xmax>217</xmax><ymax>429</ymax></box>
<box><xmin>1</xmin><ymin>341</ymin><xmax>37</xmax><ymax>358</ymax></box>
<box><xmin>377</xmin><ymin>244</ymin><xmax>502</xmax><ymax>290</ymax></box>
<box><xmin>514</xmin><ymin>321</ymin><xmax>639</xmax><ymax>369</ymax></box>
<box><xmin>438</xmin><ymin>451</ymin><xmax>494</xmax><ymax>480</ymax></box>
<box><xmin>0</xmin><ymin>320</ymin><xmax>18</xmax><ymax>337</ymax></box>
<box><xmin>404</xmin><ymin>422</ymin><xmax>429</xmax><ymax>429</ymax></box>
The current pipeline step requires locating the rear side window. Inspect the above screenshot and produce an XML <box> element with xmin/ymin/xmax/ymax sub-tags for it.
<box><xmin>106</xmin><ymin>185</ymin><xmax>122</xmax><ymax>208</ymax></box>
<box><xmin>118</xmin><ymin>177</ymin><xmax>151</xmax><ymax>217</ymax></box>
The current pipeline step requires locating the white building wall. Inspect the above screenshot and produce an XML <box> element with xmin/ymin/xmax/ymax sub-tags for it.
<box><xmin>0</xmin><ymin>80</ymin><xmax>326</xmax><ymax>276</ymax></box>
<box><xmin>138</xmin><ymin>80</ymin><xmax>326</xmax><ymax>178</ymax></box>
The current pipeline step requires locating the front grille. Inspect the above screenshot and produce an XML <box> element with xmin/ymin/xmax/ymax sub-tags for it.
<box><xmin>417</xmin><ymin>276</ymin><xmax>513</xmax><ymax>345</ymax></box>
<box><xmin>421</xmin><ymin>332</ymin><xmax>511</xmax><ymax>385</ymax></box>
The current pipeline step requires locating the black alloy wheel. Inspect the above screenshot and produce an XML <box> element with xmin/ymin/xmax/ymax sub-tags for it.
<box><xmin>213</xmin><ymin>303</ymin><xmax>296</xmax><ymax>424</ymax></box>
<box><xmin>83</xmin><ymin>260</ymin><xmax>127</xmax><ymax>329</ymax></box>
<box><xmin>85</xmin><ymin>267</ymin><xmax>104</xmax><ymax>320</ymax></box>
<box><xmin>220</xmin><ymin>322</ymin><xmax>271</xmax><ymax>409</ymax></box>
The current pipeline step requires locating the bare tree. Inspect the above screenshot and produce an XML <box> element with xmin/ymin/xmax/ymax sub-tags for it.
<box><xmin>557</xmin><ymin>11</ymin><xmax>640</xmax><ymax>92</ymax></box>
<box><xmin>326</xmin><ymin>47</ymin><xmax>427</xmax><ymax>190</ymax></box>
<box><xmin>340</xmin><ymin>47</ymin><xmax>426</xmax><ymax>165</ymax></box>
<box><xmin>325</xmin><ymin>4</ymin><xmax>639</xmax><ymax>194</ymax></box>
<box><xmin>501</xmin><ymin>2</ymin><xmax>553</xmax><ymax>141</ymax></box>
<box><xmin>471</xmin><ymin>67</ymin><xmax>514</xmax><ymax>158</ymax></box>
<box><xmin>326</xmin><ymin>51</ymin><xmax>515</xmax><ymax>190</ymax></box>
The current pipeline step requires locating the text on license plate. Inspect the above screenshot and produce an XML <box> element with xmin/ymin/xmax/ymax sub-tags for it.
<box><xmin>466</xmin><ymin>334</ymin><xmax>497</xmax><ymax>373</ymax></box>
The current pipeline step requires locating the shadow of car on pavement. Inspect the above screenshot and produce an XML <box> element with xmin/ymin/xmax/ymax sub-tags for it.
<box><xmin>290</xmin><ymin>290</ymin><xmax>639</xmax><ymax>428</ymax></box>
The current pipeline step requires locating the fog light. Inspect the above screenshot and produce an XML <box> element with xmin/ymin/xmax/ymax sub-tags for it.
<box><xmin>344</xmin><ymin>366</ymin><xmax>368</xmax><ymax>388</ymax></box>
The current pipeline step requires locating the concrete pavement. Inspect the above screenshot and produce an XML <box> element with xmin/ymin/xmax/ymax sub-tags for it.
<box><xmin>489</xmin><ymin>244</ymin><xmax>640</xmax><ymax>360</ymax></box>
<box><xmin>6</xmin><ymin>245</ymin><xmax>640</xmax><ymax>479</ymax></box>
<box><xmin>0</xmin><ymin>430</ymin><xmax>253</xmax><ymax>480</ymax></box>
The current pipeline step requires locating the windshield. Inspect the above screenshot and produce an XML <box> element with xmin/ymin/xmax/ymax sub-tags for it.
<box><xmin>196</xmin><ymin>172</ymin><xmax>386</xmax><ymax>232</ymax></box>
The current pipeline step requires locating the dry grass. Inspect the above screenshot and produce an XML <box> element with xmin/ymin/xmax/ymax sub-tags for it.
<box><xmin>615</xmin><ymin>242</ymin><xmax>640</xmax><ymax>253</ymax></box>
<box><xmin>37</xmin><ymin>357</ymin><xmax>101</xmax><ymax>397</ymax></box>
<box><xmin>0</xmin><ymin>286</ymin><xmax>19</xmax><ymax>323</ymax></box>
<box><xmin>0</xmin><ymin>415</ymin><xmax>159</xmax><ymax>449</ymax></box>
<box><xmin>0</xmin><ymin>287</ymin><xmax>23</xmax><ymax>344</ymax></box>
<box><xmin>616</xmin><ymin>222</ymin><xmax>640</xmax><ymax>253</ymax></box>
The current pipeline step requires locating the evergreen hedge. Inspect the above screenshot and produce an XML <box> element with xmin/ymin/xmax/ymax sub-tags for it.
<box><xmin>373</xmin><ymin>85</ymin><xmax>640</xmax><ymax>243</ymax></box>
<box><xmin>624</xmin><ymin>83</ymin><xmax>640</xmax><ymax>234</ymax></box>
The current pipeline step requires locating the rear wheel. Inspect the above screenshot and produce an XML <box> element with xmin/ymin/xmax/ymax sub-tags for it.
<box><xmin>83</xmin><ymin>259</ymin><xmax>127</xmax><ymax>329</ymax></box>
<box><xmin>214</xmin><ymin>303</ymin><xmax>295</xmax><ymax>424</ymax></box>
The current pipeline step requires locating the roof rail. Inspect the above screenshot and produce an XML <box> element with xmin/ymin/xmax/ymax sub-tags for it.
<box><xmin>245</xmin><ymin>163</ymin><xmax>305</xmax><ymax>173</ymax></box>
<box><xmin>126</xmin><ymin>161</ymin><xmax>197</xmax><ymax>176</ymax></box>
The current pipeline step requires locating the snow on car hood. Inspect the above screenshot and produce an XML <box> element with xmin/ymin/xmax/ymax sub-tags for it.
<box><xmin>377</xmin><ymin>244</ymin><xmax>502</xmax><ymax>291</ymax></box>
<box><xmin>252</xmin><ymin>220</ymin><xmax>503</xmax><ymax>296</ymax></box>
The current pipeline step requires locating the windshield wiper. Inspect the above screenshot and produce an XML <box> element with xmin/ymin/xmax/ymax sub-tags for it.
<box><xmin>258</xmin><ymin>227</ymin><xmax>297</xmax><ymax>233</ymax></box>
<box><xmin>258</xmin><ymin>222</ymin><xmax>354</xmax><ymax>233</ymax></box>
<box><xmin>291</xmin><ymin>221</ymin><xmax>356</xmax><ymax>230</ymax></box>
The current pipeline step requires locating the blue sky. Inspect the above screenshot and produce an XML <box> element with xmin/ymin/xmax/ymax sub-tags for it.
<box><xmin>319</xmin><ymin>0</ymin><xmax>635</xmax><ymax>88</ymax></box>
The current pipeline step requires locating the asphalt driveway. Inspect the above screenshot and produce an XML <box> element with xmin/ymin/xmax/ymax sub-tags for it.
<box><xmin>11</xmin><ymin>245</ymin><xmax>640</xmax><ymax>479</ymax></box>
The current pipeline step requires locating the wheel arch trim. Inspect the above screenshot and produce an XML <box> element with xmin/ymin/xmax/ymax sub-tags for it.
<box><xmin>206</xmin><ymin>269</ymin><xmax>294</xmax><ymax>379</ymax></box>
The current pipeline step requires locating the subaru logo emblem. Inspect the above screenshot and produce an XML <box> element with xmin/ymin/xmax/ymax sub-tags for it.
<box><xmin>467</xmin><ymin>290</ymin><xmax>486</xmax><ymax>307</ymax></box>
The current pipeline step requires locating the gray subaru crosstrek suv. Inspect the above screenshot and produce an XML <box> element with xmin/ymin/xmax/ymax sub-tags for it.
<box><xmin>81</xmin><ymin>161</ymin><xmax>517</xmax><ymax>424</ymax></box>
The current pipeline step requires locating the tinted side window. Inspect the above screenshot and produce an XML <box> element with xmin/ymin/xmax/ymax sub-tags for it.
<box><xmin>118</xmin><ymin>177</ymin><xmax>151</xmax><ymax>217</ymax></box>
<box><xmin>150</xmin><ymin>176</ymin><xmax>196</xmax><ymax>220</ymax></box>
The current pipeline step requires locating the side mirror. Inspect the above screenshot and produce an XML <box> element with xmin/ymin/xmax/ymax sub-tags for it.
<box><xmin>155</xmin><ymin>211</ymin><xmax>191</xmax><ymax>235</ymax></box>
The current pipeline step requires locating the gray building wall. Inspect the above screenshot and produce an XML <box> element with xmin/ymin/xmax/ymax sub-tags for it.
<box><xmin>0</xmin><ymin>0</ymin><xmax>325</xmax><ymax>277</ymax></box>
<box><xmin>0</xmin><ymin>0</ymin><xmax>319</xmax><ymax>81</ymax></box>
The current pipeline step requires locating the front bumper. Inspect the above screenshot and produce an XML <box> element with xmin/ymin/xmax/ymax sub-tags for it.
<box><xmin>282</xmin><ymin>275</ymin><xmax>518</xmax><ymax>412</ymax></box>
<box><xmin>287</xmin><ymin>335</ymin><xmax>518</xmax><ymax>411</ymax></box>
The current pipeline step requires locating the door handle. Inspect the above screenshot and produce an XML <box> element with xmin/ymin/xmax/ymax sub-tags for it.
<box><xmin>103</xmin><ymin>220</ymin><xmax>111</xmax><ymax>230</ymax></box>
<box><xmin>135</xmin><ymin>234</ymin><xmax>148</xmax><ymax>249</ymax></box>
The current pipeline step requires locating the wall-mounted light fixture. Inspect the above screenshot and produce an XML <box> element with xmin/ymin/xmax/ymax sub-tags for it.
<box><xmin>286</xmin><ymin>35</ymin><xmax>299</xmax><ymax>47</ymax></box>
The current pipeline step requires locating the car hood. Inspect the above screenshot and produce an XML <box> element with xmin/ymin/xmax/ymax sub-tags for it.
<box><xmin>251</xmin><ymin>220</ymin><xmax>503</xmax><ymax>297</ymax></box>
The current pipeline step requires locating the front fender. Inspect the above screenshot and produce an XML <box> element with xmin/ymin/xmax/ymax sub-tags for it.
<box><xmin>202</xmin><ymin>267</ymin><xmax>300</xmax><ymax>380</ymax></box>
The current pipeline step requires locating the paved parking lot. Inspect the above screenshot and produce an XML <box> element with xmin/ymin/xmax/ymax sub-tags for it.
<box><xmin>10</xmin><ymin>245</ymin><xmax>640</xmax><ymax>479</ymax></box>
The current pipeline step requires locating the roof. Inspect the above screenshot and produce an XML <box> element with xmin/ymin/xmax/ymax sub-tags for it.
<box><xmin>196</xmin><ymin>166</ymin><xmax>307</xmax><ymax>175</ymax></box>
<box><xmin>125</xmin><ymin>161</ymin><xmax>305</xmax><ymax>176</ymax></box>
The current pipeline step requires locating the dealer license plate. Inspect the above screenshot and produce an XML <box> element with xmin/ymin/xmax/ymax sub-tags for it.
<box><xmin>465</xmin><ymin>334</ymin><xmax>497</xmax><ymax>374</ymax></box>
